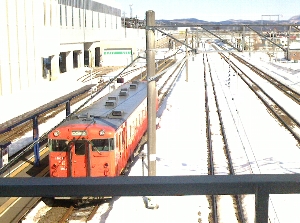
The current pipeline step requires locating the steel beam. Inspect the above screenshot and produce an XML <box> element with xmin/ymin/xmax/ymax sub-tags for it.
<box><xmin>149</xmin><ymin>24</ymin><xmax>299</xmax><ymax>28</ymax></box>
<box><xmin>153</xmin><ymin>27</ymin><xmax>194</xmax><ymax>51</ymax></box>
<box><xmin>1</xmin><ymin>175</ymin><xmax>300</xmax><ymax>197</ymax></box>
<box><xmin>2</xmin><ymin>174</ymin><xmax>300</xmax><ymax>223</ymax></box>
<box><xmin>200</xmin><ymin>26</ymin><xmax>242</xmax><ymax>52</ymax></box>
<box><xmin>246</xmin><ymin>25</ymin><xmax>286</xmax><ymax>51</ymax></box>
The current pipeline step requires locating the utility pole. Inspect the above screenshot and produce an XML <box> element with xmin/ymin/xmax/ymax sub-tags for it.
<box><xmin>196</xmin><ymin>28</ymin><xmax>199</xmax><ymax>47</ymax></box>
<box><xmin>146</xmin><ymin>10</ymin><xmax>156</xmax><ymax>177</ymax></box>
<box><xmin>122</xmin><ymin>11</ymin><xmax>126</xmax><ymax>38</ymax></box>
<box><xmin>145</xmin><ymin>10</ymin><xmax>158</xmax><ymax>209</ymax></box>
<box><xmin>287</xmin><ymin>25</ymin><xmax>291</xmax><ymax>61</ymax></box>
<box><xmin>185</xmin><ymin>28</ymin><xmax>189</xmax><ymax>82</ymax></box>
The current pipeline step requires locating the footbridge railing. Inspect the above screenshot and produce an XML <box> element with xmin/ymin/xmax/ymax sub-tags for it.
<box><xmin>1</xmin><ymin>174</ymin><xmax>300</xmax><ymax>223</ymax></box>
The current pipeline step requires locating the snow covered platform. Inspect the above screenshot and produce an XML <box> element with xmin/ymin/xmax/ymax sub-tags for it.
<box><xmin>0</xmin><ymin>84</ymin><xmax>95</xmax><ymax>134</ymax></box>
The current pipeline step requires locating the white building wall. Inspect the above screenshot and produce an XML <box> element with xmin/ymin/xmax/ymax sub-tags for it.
<box><xmin>17</xmin><ymin>0</ymin><xmax>27</xmax><ymax>91</ymax></box>
<box><xmin>0</xmin><ymin>0</ymin><xmax>10</xmax><ymax>95</ymax></box>
<box><xmin>7</xmin><ymin>0</ymin><xmax>20</xmax><ymax>93</ymax></box>
<box><xmin>24</xmin><ymin>0</ymin><xmax>36</xmax><ymax>90</ymax></box>
<box><xmin>0</xmin><ymin>0</ymin><xmax>145</xmax><ymax>96</ymax></box>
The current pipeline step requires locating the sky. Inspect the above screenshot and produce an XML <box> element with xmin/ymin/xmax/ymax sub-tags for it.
<box><xmin>116</xmin><ymin>0</ymin><xmax>300</xmax><ymax>22</ymax></box>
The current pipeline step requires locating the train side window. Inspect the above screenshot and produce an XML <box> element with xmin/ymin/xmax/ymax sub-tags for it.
<box><xmin>49</xmin><ymin>139</ymin><xmax>68</xmax><ymax>152</ymax></box>
<box><xmin>92</xmin><ymin>138</ymin><xmax>114</xmax><ymax>151</ymax></box>
<box><xmin>116</xmin><ymin>134</ymin><xmax>119</xmax><ymax>148</ymax></box>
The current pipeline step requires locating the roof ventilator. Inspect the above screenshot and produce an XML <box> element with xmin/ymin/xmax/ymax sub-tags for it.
<box><xmin>119</xmin><ymin>91</ymin><xmax>128</xmax><ymax>96</ymax></box>
<box><xmin>81</xmin><ymin>113</ymin><xmax>94</xmax><ymax>121</ymax></box>
<box><xmin>129</xmin><ymin>84</ymin><xmax>137</xmax><ymax>90</ymax></box>
<box><xmin>109</xmin><ymin>110</ymin><xmax>124</xmax><ymax>118</ymax></box>
<box><xmin>108</xmin><ymin>96</ymin><xmax>118</xmax><ymax>101</ymax></box>
<box><xmin>105</xmin><ymin>101</ymin><xmax>116</xmax><ymax>107</ymax></box>
<box><xmin>70</xmin><ymin>115</ymin><xmax>79</xmax><ymax>120</ymax></box>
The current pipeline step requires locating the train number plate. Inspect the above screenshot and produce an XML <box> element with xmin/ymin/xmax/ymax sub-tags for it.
<box><xmin>71</xmin><ymin>131</ymin><xmax>87</xmax><ymax>136</ymax></box>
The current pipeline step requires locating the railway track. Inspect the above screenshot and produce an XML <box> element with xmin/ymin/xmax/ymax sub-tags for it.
<box><xmin>231</xmin><ymin>53</ymin><xmax>300</xmax><ymax>104</ymax></box>
<box><xmin>38</xmin><ymin>200</ymin><xmax>101</xmax><ymax>223</ymax></box>
<box><xmin>217</xmin><ymin>50</ymin><xmax>300</xmax><ymax>143</ymax></box>
<box><xmin>0</xmin><ymin>57</ymin><xmax>178</xmax><ymax>179</ymax></box>
<box><xmin>203</xmin><ymin>42</ymin><xmax>300</xmax><ymax>222</ymax></box>
<box><xmin>2</xmin><ymin>52</ymin><xmax>186</xmax><ymax>223</ymax></box>
<box><xmin>0</xmin><ymin>58</ymin><xmax>177</xmax><ymax>146</ymax></box>
<box><xmin>203</xmin><ymin>50</ymin><xmax>246</xmax><ymax>223</ymax></box>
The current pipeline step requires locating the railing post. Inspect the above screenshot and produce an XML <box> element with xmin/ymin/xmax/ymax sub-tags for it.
<box><xmin>0</xmin><ymin>142</ymin><xmax>10</xmax><ymax>168</ymax></box>
<box><xmin>33</xmin><ymin>116</ymin><xmax>40</xmax><ymax>166</ymax></box>
<box><xmin>255</xmin><ymin>185</ymin><xmax>269</xmax><ymax>223</ymax></box>
<box><xmin>66</xmin><ymin>100</ymin><xmax>71</xmax><ymax>117</ymax></box>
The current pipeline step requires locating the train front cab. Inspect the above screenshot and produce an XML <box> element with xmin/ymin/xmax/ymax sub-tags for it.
<box><xmin>48</xmin><ymin>136</ymin><xmax>116</xmax><ymax>177</ymax></box>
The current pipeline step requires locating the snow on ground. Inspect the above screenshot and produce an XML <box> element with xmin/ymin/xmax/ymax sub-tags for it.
<box><xmin>0</xmin><ymin>68</ymin><xmax>87</xmax><ymax>124</ymax></box>
<box><xmin>96</xmin><ymin>46</ymin><xmax>300</xmax><ymax>223</ymax></box>
<box><xmin>96</xmin><ymin>52</ymin><xmax>211</xmax><ymax>223</ymax></box>
<box><xmin>208</xmin><ymin>46</ymin><xmax>300</xmax><ymax>223</ymax></box>
<box><xmin>6</xmin><ymin>46</ymin><xmax>300</xmax><ymax>222</ymax></box>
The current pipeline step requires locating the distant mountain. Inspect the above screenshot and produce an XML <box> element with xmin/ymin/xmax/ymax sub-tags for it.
<box><xmin>289</xmin><ymin>15</ymin><xmax>300</xmax><ymax>24</ymax></box>
<box><xmin>156</xmin><ymin>14</ymin><xmax>300</xmax><ymax>26</ymax></box>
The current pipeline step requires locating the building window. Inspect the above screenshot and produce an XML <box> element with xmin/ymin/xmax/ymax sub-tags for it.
<box><xmin>65</xmin><ymin>5</ymin><xmax>67</xmax><ymax>26</ymax></box>
<box><xmin>111</xmin><ymin>14</ymin><xmax>112</xmax><ymax>29</ymax></box>
<box><xmin>72</xmin><ymin>6</ymin><xmax>74</xmax><ymax>26</ymax></box>
<box><xmin>60</xmin><ymin>5</ymin><xmax>62</xmax><ymax>26</ymax></box>
<box><xmin>79</xmin><ymin>8</ymin><xmax>81</xmax><ymax>27</ymax></box>
<box><xmin>44</xmin><ymin>1</ymin><xmax>46</xmax><ymax>26</ymax></box>
<box><xmin>50</xmin><ymin>2</ymin><xmax>52</xmax><ymax>26</ymax></box>
<box><xmin>84</xmin><ymin>10</ymin><xmax>87</xmax><ymax>27</ymax></box>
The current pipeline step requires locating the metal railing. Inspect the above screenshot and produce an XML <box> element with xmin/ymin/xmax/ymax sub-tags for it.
<box><xmin>1</xmin><ymin>174</ymin><xmax>300</xmax><ymax>223</ymax></box>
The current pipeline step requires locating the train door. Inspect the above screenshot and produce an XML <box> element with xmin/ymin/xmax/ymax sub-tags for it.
<box><xmin>118</xmin><ymin>132</ymin><xmax>123</xmax><ymax>174</ymax></box>
<box><xmin>122</xmin><ymin>126</ymin><xmax>127</xmax><ymax>161</ymax></box>
<box><xmin>68</xmin><ymin>140</ymin><xmax>90</xmax><ymax>177</ymax></box>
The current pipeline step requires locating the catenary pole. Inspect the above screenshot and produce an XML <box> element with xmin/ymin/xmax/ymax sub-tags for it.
<box><xmin>186</xmin><ymin>28</ymin><xmax>189</xmax><ymax>82</ymax></box>
<box><xmin>146</xmin><ymin>10</ymin><xmax>156</xmax><ymax>176</ymax></box>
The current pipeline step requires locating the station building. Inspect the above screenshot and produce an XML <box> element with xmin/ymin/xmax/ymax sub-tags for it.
<box><xmin>0</xmin><ymin>0</ymin><xmax>146</xmax><ymax>96</ymax></box>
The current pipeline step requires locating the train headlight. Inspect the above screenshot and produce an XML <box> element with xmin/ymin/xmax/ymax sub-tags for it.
<box><xmin>99</xmin><ymin>129</ymin><xmax>105</xmax><ymax>136</ymax></box>
<box><xmin>53</xmin><ymin>130</ymin><xmax>60</xmax><ymax>137</ymax></box>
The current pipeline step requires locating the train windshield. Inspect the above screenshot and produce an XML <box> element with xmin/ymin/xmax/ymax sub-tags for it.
<box><xmin>72</xmin><ymin>141</ymin><xmax>88</xmax><ymax>155</ymax></box>
<box><xmin>49</xmin><ymin>139</ymin><xmax>69</xmax><ymax>152</ymax></box>
<box><xmin>91</xmin><ymin>138</ymin><xmax>114</xmax><ymax>151</ymax></box>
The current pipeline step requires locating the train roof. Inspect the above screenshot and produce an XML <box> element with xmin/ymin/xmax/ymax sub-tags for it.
<box><xmin>60</xmin><ymin>81</ymin><xmax>147</xmax><ymax>130</ymax></box>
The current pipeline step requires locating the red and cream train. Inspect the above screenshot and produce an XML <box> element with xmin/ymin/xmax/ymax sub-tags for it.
<box><xmin>48</xmin><ymin>81</ymin><xmax>157</xmax><ymax>177</ymax></box>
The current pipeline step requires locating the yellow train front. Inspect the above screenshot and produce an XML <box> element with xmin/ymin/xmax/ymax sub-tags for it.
<box><xmin>48</xmin><ymin>81</ymin><xmax>155</xmax><ymax>177</ymax></box>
